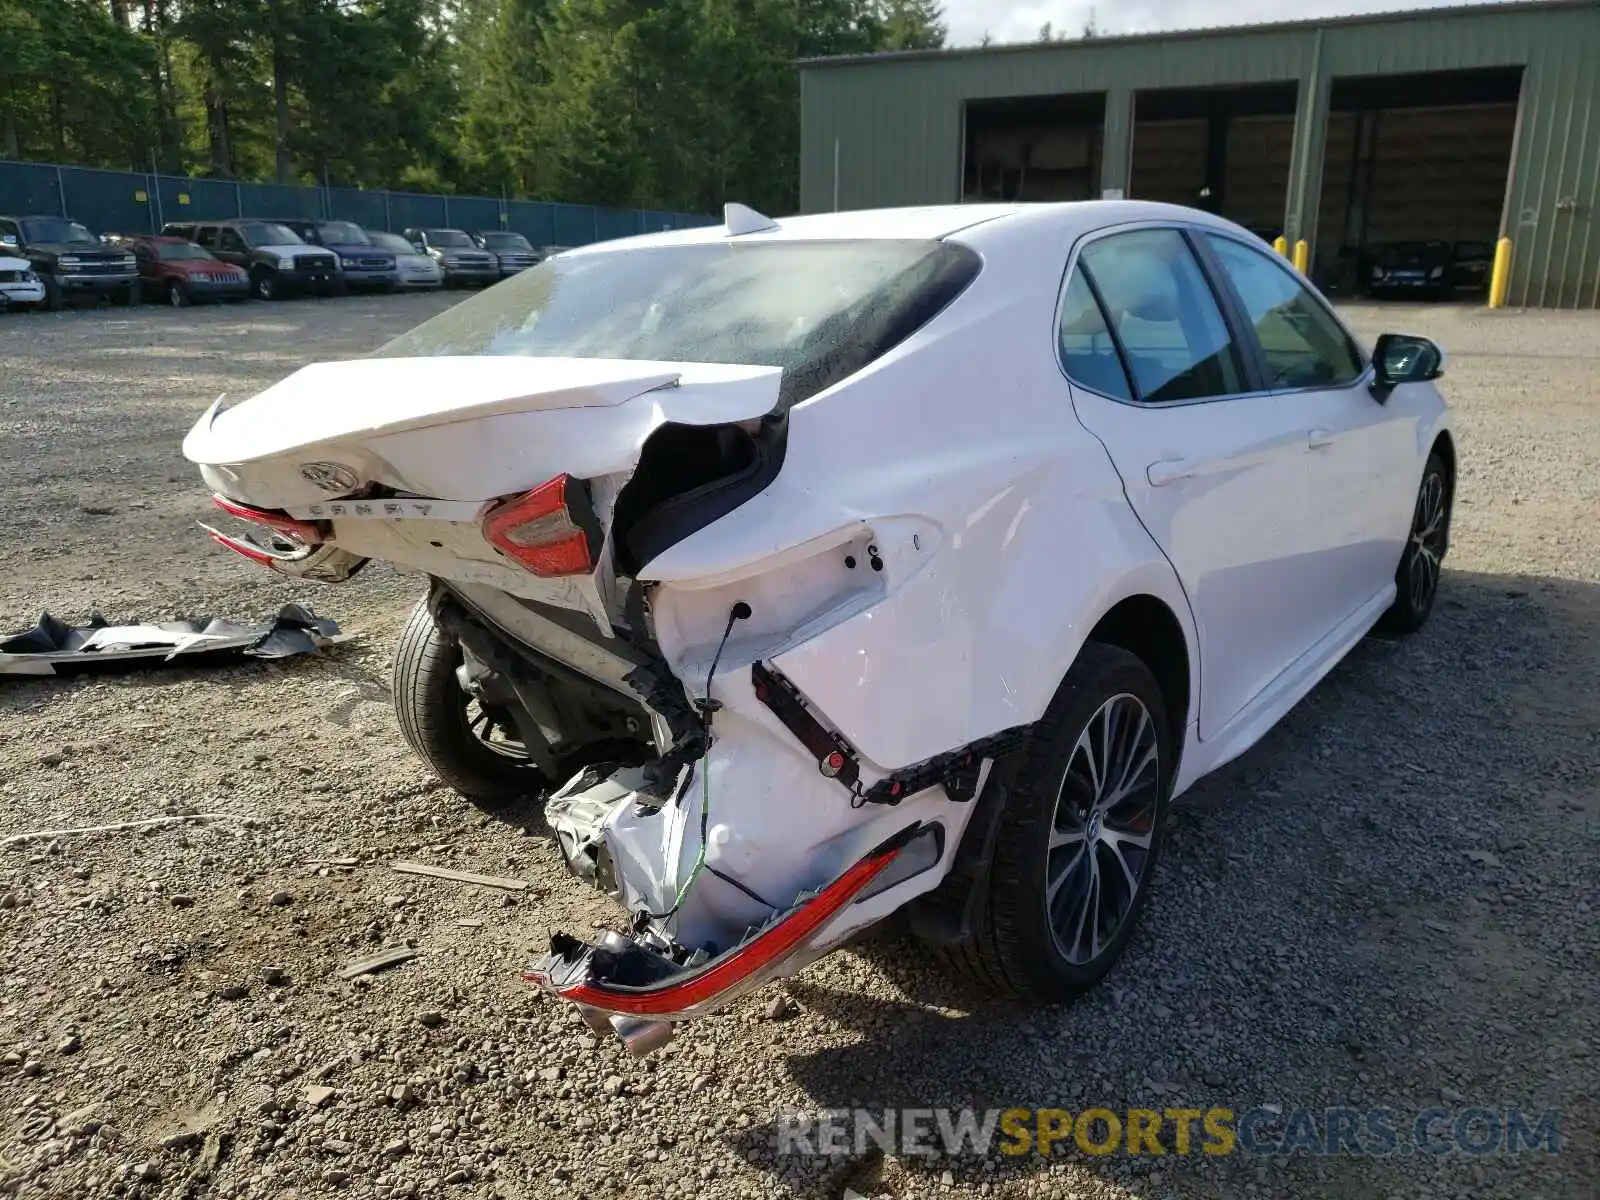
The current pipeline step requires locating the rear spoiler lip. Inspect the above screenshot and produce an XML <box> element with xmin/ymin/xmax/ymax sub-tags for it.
<box><xmin>522</xmin><ymin>822</ymin><xmax>924</xmax><ymax>1019</ymax></box>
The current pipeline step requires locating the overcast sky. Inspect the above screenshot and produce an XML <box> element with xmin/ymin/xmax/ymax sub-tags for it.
<box><xmin>943</xmin><ymin>0</ymin><xmax>1541</xmax><ymax>47</ymax></box>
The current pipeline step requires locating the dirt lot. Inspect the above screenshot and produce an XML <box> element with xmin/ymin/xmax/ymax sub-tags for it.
<box><xmin>0</xmin><ymin>295</ymin><xmax>1596</xmax><ymax>1200</ymax></box>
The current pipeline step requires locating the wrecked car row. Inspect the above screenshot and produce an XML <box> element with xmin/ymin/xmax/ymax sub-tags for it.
<box><xmin>180</xmin><ymin>199</ymin><xmax>1457</xmax><ymax>1055</ymax></box>
<box><xmin>0</xmin><ymin>212</ymin><xmax>565</xmax><ymax>310</ymax></box>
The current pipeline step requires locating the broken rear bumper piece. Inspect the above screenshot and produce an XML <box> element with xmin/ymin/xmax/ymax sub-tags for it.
<box><xmin>523</xmin><ymin>822</ymin><xmax>937</xmax><ymax>1056</ymax></box>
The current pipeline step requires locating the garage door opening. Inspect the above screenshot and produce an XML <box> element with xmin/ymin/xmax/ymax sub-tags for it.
<box><xmin>962</xmin><ymin>92</ymin><xmax>1105</xmax><ymax>202</ymax></box>
<box><xmin>1130</xmin><ymin>83</ymin><xmax>1299</xmax><ymax>238</ymax></box>
<box><xmin>1316</xmin><ymin>67</ymin><xmax>1523</xmax><ymax>301</ymax></box>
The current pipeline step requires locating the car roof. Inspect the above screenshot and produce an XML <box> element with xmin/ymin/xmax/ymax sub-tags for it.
<box><xmin>560</xmin><ymin>201</ymin><xmax>1259</xmax><ymax>259</ymax></box>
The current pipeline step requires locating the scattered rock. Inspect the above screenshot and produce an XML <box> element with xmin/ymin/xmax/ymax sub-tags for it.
<box><xmin>416</xmin><ymin>1010</ymin><xmax>445</xmax><ymax>1029</ymax></box>
<box><xmin>304</xmin><ymin>1085</ymin><xmax>336</xmax><ymax>1109</ymax></box>
<box><xmin>170</xmin><ymin>894</ymin><xmax>195</xmax><ymax>908</ymax></box>
<box><xmin>1465</xmin><ymin>849</ymin><xmax>1502</xmax><ymax>867</ymax></box>
<box><xmin>382</xmin><ymin>1138</ymin><xmax>410</xmax><ymax>1159</ymax></box>
<box><xmin>766</xmin><ymin>993</ymin><xmax>797</xmax><ymax>1021</ymax></box>
<box><xmin>57</xmin><ymin>1034</ymin><xmax>82</xmax><ymax>1055</ymax></box>
<box><xmin>261</xmin><ymin>965</ymin><xmax>289</xmax><ymax>986</ymax></box>
<box><xmin>268</xmin><ymin>890</ymin><xmax>294</xmax><ymax>907</ymax></box>
<box><xmin>603</xmin><ymin>1075</ymin><xmax>625</xmax><ymax>1097</ymax></box>
<box><xmin>217</xmin><ymin>984</ymin><xmax>249</xmax><ymax>1001</ymax></box>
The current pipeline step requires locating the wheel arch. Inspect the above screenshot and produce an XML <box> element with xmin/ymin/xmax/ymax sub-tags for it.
<box><xmin>1084</xmin><ymin>593</ymin><xmax>1192</xmax><ymax>772</ymax></box>
<box><xmin>1428</xmin><ymin>428</ymin><xmax>1457</xmax><ymax>555</ymax></box>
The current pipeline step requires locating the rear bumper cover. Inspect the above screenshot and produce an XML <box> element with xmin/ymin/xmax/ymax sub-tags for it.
<box><xmin>524</xmin><ymin>822</ymin><xmax>927</xmax><ymax>1022</ymax></box>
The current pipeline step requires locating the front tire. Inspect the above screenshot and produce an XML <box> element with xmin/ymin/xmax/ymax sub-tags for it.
<box><xmin>43</xmin><ymin>277</ymin><xmax>64</xmax><ymax>312</ymax></box>
<box><xmin>951</xmin><ymin>643</ymin><xmax>1171</xmax><ymax>1002</ymax></box>
<box><xmin>392</xmin><ymin>598</ymin><xmax>547</xmax><ymax>803</ymax></box>
<box><xmin>252</xmin><ymin>268</ymin><xmax>278</xmax><ymax>301</ymax></box>
<box><xmin>167</xmin><ymin>280</ymin><xmax>188</xmax><ymax>308</ymax></box>
<box><xmin>1377</xmin><ymin>451</ymin><xmax>1451</xmax><ymax>634</ymax></box>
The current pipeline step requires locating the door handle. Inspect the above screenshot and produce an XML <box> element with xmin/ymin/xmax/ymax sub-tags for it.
<box><xmin>1306</xmin><ymin>428</ymin><xmax>1335</xmax><ymax>450</ymax></box>
<box><xmin>1147</xmin><ymin>457</ymin><xmax>1195</xmax><ymax>487</ymax></box>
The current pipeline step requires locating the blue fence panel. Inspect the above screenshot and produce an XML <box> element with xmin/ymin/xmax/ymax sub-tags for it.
<box><xmin>0</xmin><ymin>162</ymin><xmax>60</xmax><ymax>221</ymax></box>
<box><xmin>238</xmin><ymin>182</ymin><xmax>320</xmax><ymax>220</ymax></box>
<box><xmin>59</xmin><ymin>166</ymin><xmax>155</xmax><ymax>236</ymax></box>
<box><xmin>0</xmin><ymin>160</ymin><xmax>712</xmax><ymax>251</ymax></box>
<box><xmin>386</xmin><ymin>191</ymin><xmax>448</xmax><ymax>234</ymax></box>
<box><xmin>594</xmin><ymin>208</ymin><xmax>642</xmax><ymax>243</ymax></box>
<box><xmin>326</xmin><ymin>188</ymin><xmax>389</xmax><ymax>232</ymax></box>
<box><xmin>155</xmin><ymin>177</ymin><xmax>241</xmax><ymax>226</ymax></box>
<box><xmin>552</xmin><ymin>203</ymin><xmax>599</xmax><ymax>247</ymax></box>
<box><xmin>505</xmin><ymin>200</ymin><xmax>556</xmax><ymax>246</ymax></box>
<box><xmin>445</xmin><ymin>196</ymin><xmax>502</xmax><ymax>235</ymax></box>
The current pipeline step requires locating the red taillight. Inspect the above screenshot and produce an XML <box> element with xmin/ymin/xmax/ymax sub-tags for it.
<box><xmin>211</xmin><ymin>495</ymin><xmax>324</xmax><ymax>546</ymax></box>
<box><xmin>482</xmin><ymin>475</ymin><xmax>599</xmax><ymax>578</ymax></box>
<box><xmin>524</xmin><ymin>837</ymin><xmax>904</xmax><ymax>1018</ymax></box>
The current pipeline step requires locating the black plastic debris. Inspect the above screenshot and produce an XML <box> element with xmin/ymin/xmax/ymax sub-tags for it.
<box><xmin>0</xmin><ymin>603</ymin><xmax>348</xmax><ymax>679</ymax></box>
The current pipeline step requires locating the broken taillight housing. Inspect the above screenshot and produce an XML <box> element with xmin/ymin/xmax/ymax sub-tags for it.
<box><xmin>203</xmin><ymin>494</ymin><xmax>324</xmax><ymax>567</ymax></box>
<box><xmin>482</xmin><ymin>474</ymin><xmax>601</xmax><ymax>578</ymax></box>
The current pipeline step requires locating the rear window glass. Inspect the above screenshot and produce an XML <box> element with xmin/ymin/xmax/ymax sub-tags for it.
<box><xmin>373</xmin><ymin>239</ymin><xmax>981</xmax><ymax>408</ymax></box>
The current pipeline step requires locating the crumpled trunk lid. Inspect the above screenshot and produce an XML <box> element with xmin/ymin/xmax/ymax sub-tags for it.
<box><xmin>182</xmin><ymin>354</ymin><xmax>784</xmax><ymax>624</ymax></box>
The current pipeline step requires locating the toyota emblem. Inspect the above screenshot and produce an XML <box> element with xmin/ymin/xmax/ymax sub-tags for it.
<box><xmin>299</xmin><ymin>461</ymin><xmax>360</xmax><ymax>493</ymax></box>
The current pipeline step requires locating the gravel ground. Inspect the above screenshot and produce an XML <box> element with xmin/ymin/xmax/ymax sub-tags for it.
<box><xmin>0</xmin><ymin>295</ymin><xmax>1596</xmax><ymax>1200</ymax></box>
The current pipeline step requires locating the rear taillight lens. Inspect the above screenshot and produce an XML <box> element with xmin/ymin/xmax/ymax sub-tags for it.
<box><xmin>203</xmin><ymin>494</ymin><xmax>324</xmax><ymax>570</ymax></box>
<box><xmin>482</xmin><ymin>474</ymin><xmax>600</xmax><ymax>577</ymax></box>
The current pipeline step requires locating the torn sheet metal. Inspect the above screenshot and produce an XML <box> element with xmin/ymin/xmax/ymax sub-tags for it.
<box><xmin>0</xmin><ymin>603</ymin><xmax>348</xmax><ymax>678</ymax></box>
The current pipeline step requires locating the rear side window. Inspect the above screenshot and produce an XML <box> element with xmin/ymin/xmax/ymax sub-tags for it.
<box><xmin>1079</xmin><ymin>229</ymin><xmax>1244</xmax><ymax>403</ymax></box>
<box><xmin>1057</xmin><ymin>271</ymin><xmax>1132</xmax><ymax>400</ymax></box>
<box><xmin>1204</xmin><ymin>234</ymin><xmax>1364</xmax><ymax>389</ymax></box>
<box><xmin>373</xmin><ymin>239</ymin><xmax>982</xmax><ymax>409</ymax></box>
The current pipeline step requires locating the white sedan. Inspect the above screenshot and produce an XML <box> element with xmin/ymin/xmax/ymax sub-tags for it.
<box><xmin>186</xmin><ymin>200</ymin><xmax>1454</xmax><ymax>1049</ymax></box>
<box><xmin>0</xmin><ymin>255</ymin><xmax>45</xmax><ymax>310</ymax></box>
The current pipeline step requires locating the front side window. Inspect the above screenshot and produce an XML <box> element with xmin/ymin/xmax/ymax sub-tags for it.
<box><xmin>374</xmin><ymin>239</ymin><xmax>981</xmax><ymax>409</ymax></box>
<box><xmin>1079</xmin><ymin>229</ymin><xmax>1244</xmax><ymax>403</ymax></box>
<box><xmin>219</xmin><ymin>229</ymin><xmax>244</xmax><ymax>252</ymax></box>
<box><xmin>1205</xmin><ymin>233</ymin><xmax>1364</xmax><ymax>389</ymax></box>
<box><xmin>1057</xmin><ymin>270</ymin><xmax>1131</xmax><ymax>400</ymax></box>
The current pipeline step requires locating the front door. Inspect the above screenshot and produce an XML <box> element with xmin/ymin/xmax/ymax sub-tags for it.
<box><xmin>1058</xmin><ymin>226</ymin><xmax>1319</xmax><ymax>740</ymax></box>
<box><xmin>1198</xmin><ymin>231</ymin><xmax>1417</xmax><ymax>636</ymax></box>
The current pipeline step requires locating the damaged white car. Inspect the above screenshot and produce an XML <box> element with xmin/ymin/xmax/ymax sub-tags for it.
<box><xmin>183</xmin><ymin>200</ymin><xmax>1455</xmax><ymax>1055</ymax></box>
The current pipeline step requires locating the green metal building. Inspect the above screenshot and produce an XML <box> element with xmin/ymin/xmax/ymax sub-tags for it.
<box><xmin>798</xmin><ymin>0</ymin><xmax>1600</xmax><ymax>307</ymax></box>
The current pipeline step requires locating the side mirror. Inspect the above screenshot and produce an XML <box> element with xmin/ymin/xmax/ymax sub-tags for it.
<box><xmin>1371</xmin><ymin>333</ymin><xmax>1445</xmax><ymax>400</ymax></box>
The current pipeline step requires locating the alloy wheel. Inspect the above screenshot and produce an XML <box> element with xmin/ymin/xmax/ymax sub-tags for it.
<box><xmin>1408</xmin><ymin>470</ymin><xmax>1447</xmax><ymax>612</ymax></box>
<box><xmin>1045</xmin><ymin>693</ymin><xmax>1160</xmax><ymax>965</ymax></box>
<box><xmin>461</xmin><ymin>693</ymin><xmax>526</xmax><ymax>761</ymax></box>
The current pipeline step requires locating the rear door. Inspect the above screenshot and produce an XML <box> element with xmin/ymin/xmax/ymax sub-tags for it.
<box><xmin>1059</xmin><ymin>225</ymin><xmax>1319</xmax><ymax>740</ymax></box>
<box><xmin>1198</xmin><ymin>230</ymin><xmax>1417</xmax><ymax>634</ymax></box>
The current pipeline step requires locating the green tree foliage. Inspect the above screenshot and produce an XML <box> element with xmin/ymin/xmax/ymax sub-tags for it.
<box><xmin>0</xmin><ymin>0</ymin><xmax>947</xmax><ymax>213</ymax></box>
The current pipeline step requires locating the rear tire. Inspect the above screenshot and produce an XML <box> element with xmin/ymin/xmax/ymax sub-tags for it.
<box><xmin>948</xmin><ymin>642</ymin><xmax>1171</xmax><ymax>1002</ymax></box>
<box><xmin>392</xmin><ymin>597</ymin><xmax>547</xmax><ymax>803</ymax></box>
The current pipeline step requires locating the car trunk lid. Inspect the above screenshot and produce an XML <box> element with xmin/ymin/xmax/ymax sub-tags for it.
<box><xmin>183</xmin><ymin>353</ymin><xmax>784</xmax><ymax>629</ymax></box>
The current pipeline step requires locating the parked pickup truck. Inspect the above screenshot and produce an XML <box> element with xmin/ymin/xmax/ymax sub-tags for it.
<box><xmin>162</xmin><ymin>220</ymin><xmax>339</xmax><ymax>301</ymax></box>
<box><xmin>276</xmin><ymin>219</ymin><xmax>398</xmax><ymax>293</ymax></box>
<box><xmin>0</xmin><ymin>215</ymin><xmax>140</xmax><ymax>309</ymax></box>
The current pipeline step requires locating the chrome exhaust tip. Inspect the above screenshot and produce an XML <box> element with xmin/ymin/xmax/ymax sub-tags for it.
<box><xmin>610</xmin><ymin>1015</ymin><xmax>673</xmax><ymax>1058</ymax></box>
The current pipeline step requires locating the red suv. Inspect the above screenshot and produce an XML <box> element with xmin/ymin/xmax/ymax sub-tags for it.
<box><xmin>104</xmin><ymin>234</ymin><xmax>250</xmax><ymax>306</ymax></box>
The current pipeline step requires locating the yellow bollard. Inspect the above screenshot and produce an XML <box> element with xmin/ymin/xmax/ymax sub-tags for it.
<box><xmin>1292</xmin><ymin>240</ymin><xmax>1310</xmax><ymax>274</ymax></box>
<box><xmin>1272</xmin><ymin>236</ymin><xmax>1289</xmax><ymax>258</ymax></box>
<box><xmin>1488</xmin><ymin>236</ymin><xmax>1512</xmax><ymax>309</ymax></box>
